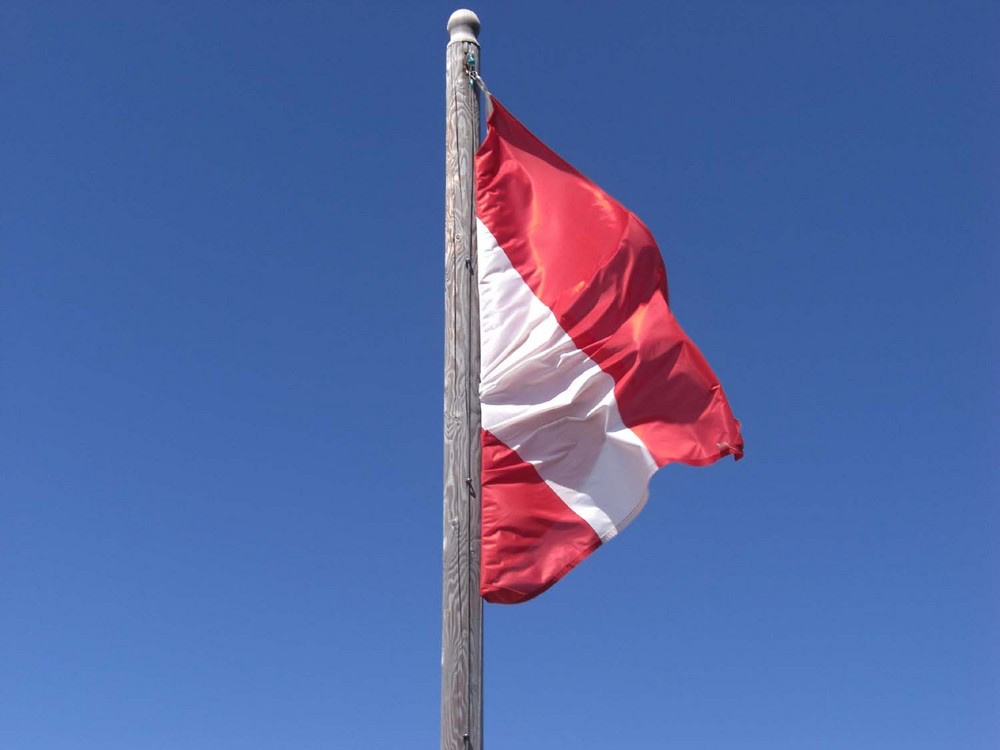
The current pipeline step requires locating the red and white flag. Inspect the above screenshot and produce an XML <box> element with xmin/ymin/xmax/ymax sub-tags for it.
<box><xmin>476</xmin><ymin>98</ymin><xmax>743</xmax><ymax>604</ymax></box>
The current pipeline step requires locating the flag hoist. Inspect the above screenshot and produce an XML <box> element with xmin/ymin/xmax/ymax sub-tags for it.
<box><xmin>442</xmin><ymin>9</ymin><xmax>743</xmax><ymax>749</ymax></box>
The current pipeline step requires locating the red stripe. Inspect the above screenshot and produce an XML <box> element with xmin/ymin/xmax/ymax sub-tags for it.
<box><xmin>480</xmin><ymin>429</ymin><xmax>601</xmax><ymax>604</ymax></box>
<box><xmin>476</xmin><ymin>99</ymin><xmax>743</xmax><ymax>466</ymax></box>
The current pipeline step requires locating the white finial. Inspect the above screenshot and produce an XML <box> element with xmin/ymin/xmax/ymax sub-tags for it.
<box><xmin>447</xmin><ymin>9</ymin><xmax>481</xmax><ymax>43</ymax></box>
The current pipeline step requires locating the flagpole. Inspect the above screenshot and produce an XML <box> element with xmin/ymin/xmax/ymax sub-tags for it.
<box><xmin>442</xmin><ymin>9</ymin><xmax>483</xmax><ymax>750</ymax></box>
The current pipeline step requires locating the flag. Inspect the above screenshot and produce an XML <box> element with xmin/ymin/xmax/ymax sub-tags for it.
<box><xmin>476</xmin><ymin>97</ymin><xmax>743</xmax><ymax>604</ymax></box>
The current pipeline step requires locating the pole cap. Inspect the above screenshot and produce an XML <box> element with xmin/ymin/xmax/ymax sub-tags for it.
<box><xmin>447</xmin><ymin>9</ymin><xmax>481</xmax><ymax>43</ymax></box>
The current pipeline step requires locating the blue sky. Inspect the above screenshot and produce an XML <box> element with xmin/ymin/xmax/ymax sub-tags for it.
<box><xmin>1</xmin><ymin>1</ymin><xmax>996</xmax><ymax>748</ymax></box>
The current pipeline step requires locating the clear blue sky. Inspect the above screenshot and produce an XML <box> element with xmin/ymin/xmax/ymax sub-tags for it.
<box><xmin>2</xmin><ymin>2</ymin><xmax>996</xmax><ymax>748</ymax></box>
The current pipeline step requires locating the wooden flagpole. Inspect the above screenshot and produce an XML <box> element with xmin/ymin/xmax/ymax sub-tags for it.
<box><xmin>442</xmin><ymin>9</ymin><xmax>483</xmax><ymax>750</ymax></box>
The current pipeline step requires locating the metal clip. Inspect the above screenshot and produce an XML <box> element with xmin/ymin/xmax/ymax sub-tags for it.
<box><xmin>465</xmin><ymin>52</ymin><xmax>477</xmax><ymax>88</ymax></box>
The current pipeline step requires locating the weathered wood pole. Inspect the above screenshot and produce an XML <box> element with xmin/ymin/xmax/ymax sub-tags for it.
<box><xmin>442</xmin><ymin>8</ymin><xmax>483</xmax><ymax>750</ymax></box>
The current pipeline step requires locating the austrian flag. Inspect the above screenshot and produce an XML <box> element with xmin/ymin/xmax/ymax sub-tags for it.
<box><xmin>476</xmin><ymin>98</ymin><xmax>743</xmax><ymax>604</ymax></box>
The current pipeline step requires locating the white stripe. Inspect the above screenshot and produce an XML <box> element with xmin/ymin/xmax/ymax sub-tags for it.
<box><xmin>477</xmin><ymin>219</ymin><xmax>658</xmax><ymax>542</ymax></box>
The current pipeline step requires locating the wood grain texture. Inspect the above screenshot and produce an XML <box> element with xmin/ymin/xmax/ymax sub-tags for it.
<box><xmin>442</xmin><ymin>35</ymin><xmax>483</xmax><ymax>750</ymax></box>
